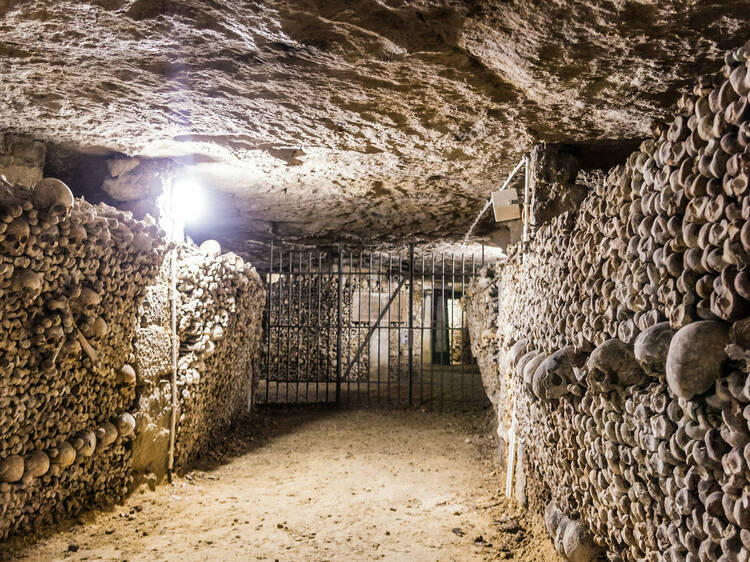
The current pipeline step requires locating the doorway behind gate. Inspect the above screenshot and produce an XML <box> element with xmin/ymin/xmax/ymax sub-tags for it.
<box><xmin>257</xmin><ymin>244</ymin><xmax>489</xmax><ymax>410</ymax></box>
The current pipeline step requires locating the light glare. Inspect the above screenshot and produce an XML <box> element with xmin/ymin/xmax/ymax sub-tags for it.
<box><xmin>172</xmin><ymin>178</ymin><xmax>204</xmax><ymax>225</ymax></box>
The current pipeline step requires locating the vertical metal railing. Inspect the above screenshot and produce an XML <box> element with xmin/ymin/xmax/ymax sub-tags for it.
<box><xmin>258</xmin><ymin>243</ymin><xmax>488</xmax><ymax>409</ymax></box>
<box><xmin>336</xmin><ymin>245</ymin><xmax>343</xmax><ymax>404</ymax></box>
<box><xmin>407</xmin><ymin>244</ymin><xmax>414</xmax><ymax>407</ymax></box>
<box><xmin>265</xmin><ymin>241</ymin><xmax>273</xmax><ymax>404</ymax></box>
<box><xmin>276</xmin><ymin>250</ymin><xmax>282</xmax><ymax>402</ymax></box>
<box><xmin>420</xmin><ymin>252</ymin><xmax>426</xmax><ymax>405</ymax></box>
<box><xmin>431</xmin><ymin>251</ymin><xmax>440</xmax><ymax>407</ymax></box>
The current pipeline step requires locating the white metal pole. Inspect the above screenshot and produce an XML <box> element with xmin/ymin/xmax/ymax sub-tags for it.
<box><xmin>505</xmin><ymin>400</ymin><xmax>517</xmax><ymax>498</ymax></box>
<box><xmin>167</xmin><ymin>182</ymin><xmax>179</xmax><ymax>483</ymax></box>
<box><xmin>463</xmin><ymin>156</ymin><xmax>528</xmax><ymax>245</ymax></box>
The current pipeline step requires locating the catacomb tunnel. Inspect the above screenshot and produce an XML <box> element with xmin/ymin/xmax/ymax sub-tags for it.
<box><xmin>3</xmin><ymin>2</ymin><xmax>750</xmax><ymax>561</ymax></box>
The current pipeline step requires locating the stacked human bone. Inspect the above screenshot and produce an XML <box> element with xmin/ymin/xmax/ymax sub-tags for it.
<box><xmin>172</xmin><ymin>241</ymin><xmax>265</xmax><ymax>468</ymax></box>
<box><xmin>265</xmin><ymin>272</ymin><xmax>368</xmax><ymax>390</ymax></box>
<box><xmin>471</xmin><ymin>43</ymin><xmax>750</xmax><ymax>561</ymax></box>
<box><xmin>0</xmin><ymin>177</ymin><xmax>167</xmax><ymax>539</ymax></box>
<box><xmin>464</xmin><ymin>268</ymin><xmax>502</xmax><ymax>415</ymax></box>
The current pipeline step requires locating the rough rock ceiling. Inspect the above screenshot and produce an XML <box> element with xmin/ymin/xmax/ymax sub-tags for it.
<box><xmin>1</xmin><ymin>0</ymin><xmax>749</xmax><ymax>253</ymax></box>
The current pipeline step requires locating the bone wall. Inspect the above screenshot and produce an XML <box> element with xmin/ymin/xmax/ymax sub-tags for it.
<box><xmin>0</xmin><ymin>179</ymin><xmax>167</xmax><ymax>540</ymax></box>
<box><xmin>464</xmin><ymin>269</ymin><xmax>502</xmax><ymax>414</ymax></box>
<box><xmin>468</xmin><ymin>43</ymin><xmax>750</xmax><ymax>561</ymax></box>
<box><xmin>171</xmin><ymin>242</ymin><xmax>265</xmax><ymax>469</ymax></box>
<box><xmin>131</xmin><ymin>241</ymin><xmax>265</xmax><ymax>477</ymax></box>
<box><xmin>265</xmin><ymin>272</ymin><xmax>369</xmax><ymax>386</ymax></box>
<box><xmin>1</xmin><ymin>176</ymin><xmax>265</xmax><ymax>538</ymax></box>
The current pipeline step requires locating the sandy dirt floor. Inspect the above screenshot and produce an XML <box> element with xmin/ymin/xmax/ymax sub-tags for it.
<box><xmin>1</xmin><ymin>408</ymin><xmax>560</xmax><ymax>562</ymax></box>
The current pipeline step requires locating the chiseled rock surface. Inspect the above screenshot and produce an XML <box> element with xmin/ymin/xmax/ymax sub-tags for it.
<box><xmin>0</xmin><ymin>1</ymin><xmax>749</xmax><ymax>248</ymax></box>
<box><xmin>0</xmin><ymin>133</ymin><xmax>45</xmax><ymax>188</ymax></box>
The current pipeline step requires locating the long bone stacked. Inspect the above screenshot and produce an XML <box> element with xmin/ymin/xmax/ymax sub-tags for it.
<box><xmin>0</xmin><ymin>178</ymin><xmax>167</xmax><ymax>539</ymax></box>
<box><xmin>470</xmin><ymin>42</ymin><xmax>750</xmax><ymax>561</ymax></box>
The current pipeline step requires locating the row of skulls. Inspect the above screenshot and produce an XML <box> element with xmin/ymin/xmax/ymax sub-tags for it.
<box><xmin>479</xmin><ymin>43</ymin><xmax>750</xmax><ymax>561</ymax></box>
<box><xmin>0</xmin><ymin>175</ymin><xmax>168</xmax><ymax>539</ymax></box>
<box><xmin>1</xmin><ymin>410</ymin><xmax>136</xmax><ymax>525</ymax></box>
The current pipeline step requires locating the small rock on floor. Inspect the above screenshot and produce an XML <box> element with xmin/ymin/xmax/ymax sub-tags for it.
<box><xmin>495</xmin><ymin>515</ymin><xmax>520</xmax><ymax>533</ymax></box>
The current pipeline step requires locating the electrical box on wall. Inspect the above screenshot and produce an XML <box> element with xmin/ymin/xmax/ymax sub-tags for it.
<box><xmin>491</xmin><ymin>188</ymin><xmax>521</xmax><ymax>222</ymax></box>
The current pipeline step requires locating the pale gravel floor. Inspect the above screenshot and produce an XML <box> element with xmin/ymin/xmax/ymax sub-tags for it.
<box><xmin>1</xmin><ymin>409</ymin><xmax>559</xmax><ymax>562</ymax></box>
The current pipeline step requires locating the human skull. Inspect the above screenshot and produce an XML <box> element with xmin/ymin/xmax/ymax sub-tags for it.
<box><xmin>71</xmin><ymin>430</ymin><xmax>96</xmax><ymax>457</ymax></box>
<box><xmin>200</xmin><ymin>239</ymin><xmax>221</xmax><ymax>256</ymax></box>
<box><xmin>68</xmin><ymin>224</ymin><xmax>87</xmax><ymax>247</ymax></box>
<box><xmin>516</xmin><ymin>350</ymin><xmax>538</xmax><ymax>380</ymax></box>
<box><xmin>95</xmin><ymin>422</ymin><xmax>118</xmax><ymax>451</ymax></box>
<box><xmin>633</xmin><ymin>322</ymin><xmax>674</xmax><ymax>376</ymax></box>
<box><xmin>533</xmin><ymin>347</ymin><xmax>575</xmax><ymax>401</ymax></box>
<box><xmin>523</xmin><ymin>352</ymin><xmax>546</xmax><ymax>395</ymax></box>
<box><xmin>10</xmin><ymin>268</ymin><xmax>43</xmax><ymax>301</ymax></box>
<box><xmin>533</xmin><ymin>367</ymin><xmax>569</xmax><ymax>401</ymax></box>
<box><xmin>0</xmin><ymin>455</ymin><xmax>24</xmax><ymax>483</ymax></box>
<box><xmin>508</xmin><ymin>338</ymin><xmax>530</xmax><ymax>367</ymax></box>
<box><xmin>118</xmin><ymin>364</ymin><xmax>136</xmax><ymax>386</ymax></box>
<box><xmin>82</xmin><ymin>316</ymin><xmax>108</xmax><ymax>340</ymax></box>
<box><xmin>90</xmin><ymin>218</ymin><xmax>110</xmax><ymax>247</ymax></box>
<box><xmin>24</xmin><ymin>450</ymin><xmax>50</xmax><ymax>478</ymax></box>
<box><xmin>91</xmin><ymin>316</ymin><xmax>108</xmax><ymax>339</ymax></box>
<box><xmin>73</xmin><ymin>287</ymin><xmax>101</xmax><ymax>316</ymax></box>
<box><xmin>49</xmin><ymin>440</ymin><xmax>76</xmax><ymax>468</ymax></box>
<box><xmin>585</xmin><ymin>339</ymin><xmax>645</xmax><ymax>391</ymax></box>
<box><xmin>45</xmin><ymin>325</ymin><xmax>65</xmax><ymax>350</ymax></box>
<box><xmin>32</xmin><ymin>178</ymin><xmax>74</xmax><ymax>223</ymax></box>
<box><xmin>38</xmin><ymin>223</ymin><xmax>60</xmax><ymax>249</ymax></box>
<box><xmin>2</xmin><ymin>216</ymin><xmax>29</xmax><ymax>256</ymax></box>
<box><xmin>561</xmin><ymin>519</ymin><xmax>603</xmax><ymax>561</ymax></box>
<box><xmin>114</xmin><ymin>412</ymin><xmax>136</xmax><ymax>437</ymax></box>
<box><xmin>666</xmin><ymin>321</ymin><xmax>730</xmax><ymax>399</ymax></box>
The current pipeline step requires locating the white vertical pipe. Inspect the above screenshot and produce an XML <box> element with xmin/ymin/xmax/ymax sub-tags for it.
<box><xmin>505</xmin><ymin>401</ymin><xmax>517</xmax><ymax>498</ymax></box>
<box><xmin>167</xmin><ymin>181</ymin><xmax>179</xmax><ymax>483</ymax></box>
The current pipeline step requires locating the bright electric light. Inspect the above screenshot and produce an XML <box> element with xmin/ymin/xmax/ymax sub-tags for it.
<box><xmin>171</xmin><ymin>178</ymin><xmax>205</xmax><ymax>224</ymax></box>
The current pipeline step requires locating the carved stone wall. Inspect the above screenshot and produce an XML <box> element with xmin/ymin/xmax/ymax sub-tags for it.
<box><xmin>0</xmin><ymin>133</ymin><xmax>45</xmax><ymax>188</ymax></box>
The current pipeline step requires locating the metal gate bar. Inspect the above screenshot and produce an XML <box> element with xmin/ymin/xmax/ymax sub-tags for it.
<box><xmin>258</xmin><ymin>243</ymin><xmax>488</xmax><ymax>409</ymax></box>
<box><xmin>343</xmin><ymin>278</ymin><xmax>406</xmax><ymax>379</ymax></box>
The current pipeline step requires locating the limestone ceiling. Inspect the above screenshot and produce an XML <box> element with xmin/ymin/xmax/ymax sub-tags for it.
<box><xmin>1</xmin><ymin>0</ymin><xmax>749</xmax><ymax>253</ymax></box>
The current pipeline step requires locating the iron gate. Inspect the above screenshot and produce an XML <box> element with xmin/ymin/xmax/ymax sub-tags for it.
<box><xmin>257</xmin><ymin>244</ymin><xmax>488</xmax><ymax>409</ymax></box>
